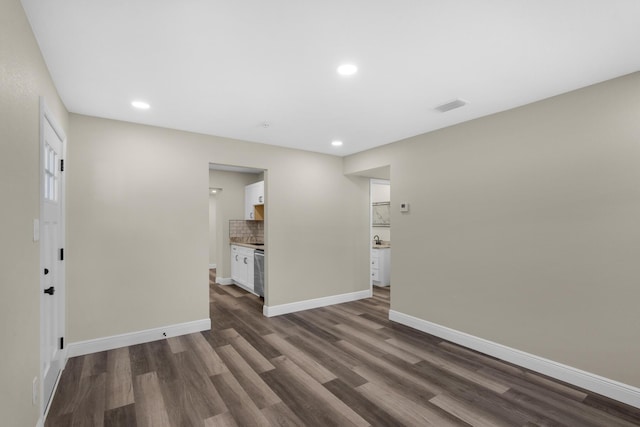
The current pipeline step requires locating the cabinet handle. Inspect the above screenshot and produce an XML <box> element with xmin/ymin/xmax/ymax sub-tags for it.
<box><xmin>243</xmin><ymin>257</ymin><xmax>248</xmax><ymax>264</ymax></box>
<box><xmin>235</xmin><ymin>255</ymin><xmax>238</xmax><ymax>261</ymax></box>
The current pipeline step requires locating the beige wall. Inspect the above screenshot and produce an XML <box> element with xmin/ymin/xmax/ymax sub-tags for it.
<box><xmin>345</xmin><ymin>72</ymin><xmax>640</xmax><ymax>388</ymax></box>
<box><xmin>0</xmin><ymin>0</ymin><xmax>69</xmax><ymax>425</ymax></box>
<box><xmin>68</xmin><ymin>114</ymin><xmax>370</xmax><ymax>342</ymax></box>
<box><xmin>209</xmin><ymin>169</ymin><xmax>261</xmax><ymax>279</ymax></box>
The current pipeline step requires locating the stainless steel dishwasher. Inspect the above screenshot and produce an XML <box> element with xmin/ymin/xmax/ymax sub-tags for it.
<box><xmin>253</xmin><ymin>249</ymin><xmax>264</xmax><ymax>298</ymax></box>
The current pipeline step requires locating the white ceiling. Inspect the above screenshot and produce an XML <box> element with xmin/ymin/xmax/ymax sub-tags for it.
<box><xmin>21</xmin><ymin>0</ymin><xmax>640</xmax><ymax>156</ymax></box>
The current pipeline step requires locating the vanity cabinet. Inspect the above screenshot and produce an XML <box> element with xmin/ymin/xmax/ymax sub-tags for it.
<box><xmin>245</xmin><ymin>181</ymin><xmax>265</xmax><ymax>220</ymax></box>
<box><xmin>371</xmin><ymin>247</ymin><xmax>390</xmax><ymax>286</ymax></box>
<box><xmin>231</xmin><ymin>245</ymin><xmax>255</xmax><ymax>291</ymax></box>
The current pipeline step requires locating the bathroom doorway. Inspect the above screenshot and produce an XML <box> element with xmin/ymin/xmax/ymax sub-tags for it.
<box><xmin>370</xmin><ymin>179</ymin><xmax>391</xmax><ymax>290</ymax></box>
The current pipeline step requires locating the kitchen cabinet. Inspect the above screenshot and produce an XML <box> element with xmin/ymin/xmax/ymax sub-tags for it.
<box><xmin>245</xmin><ymin>180</ymin><xmax>265</xmax><ymax>220</ymax></box>
<box><xmin>249</xmin><ymin>180</ymin><xmax>264</xmax><ymax>205</ymax></box>
<box><xmin>231</xmin><ymin>245</ymin><xmax>255</xmax><ymax>292</ymax></box>
<box><xmin>371</xmin><ymin>247</ymin><xmax>390</xmax><ymax>286</ymax></box>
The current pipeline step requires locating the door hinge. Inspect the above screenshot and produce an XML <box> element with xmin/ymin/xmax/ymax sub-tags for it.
<box><xmin>60</xmin><ymin>159</ymin><xmax>64</xmax><ymax>172</ymax></box>
<box><xmin>59</xmin><ymin>337</ymin><xmax>64</xmax><ymax>350</ymax></box>
<box><xmin>59</xmin><ymin>248</ymin><xmax>64</xmax><ymax>261</ymax></box>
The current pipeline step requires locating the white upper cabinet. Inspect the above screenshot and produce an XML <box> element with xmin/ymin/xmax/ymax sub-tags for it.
<box><xmin>245</xmin><ymin>186</ymin><xmax>254</xmax><ymax>220</ymax></box>
<box><xmin>251</xmin><ymin>180</ymin><xmax>264</xmax><ymax>205</ymax></box>
<box><xmin>245</xmin><ymin>181</ymin><xmax>265</xmax><ymax>220</ymax></box>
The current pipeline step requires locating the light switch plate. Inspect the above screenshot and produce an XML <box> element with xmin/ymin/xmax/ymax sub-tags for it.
<box><xmin>400</xmin><ymin>202</ymin><xmax>409</xmax><ymax>212</ymax></box>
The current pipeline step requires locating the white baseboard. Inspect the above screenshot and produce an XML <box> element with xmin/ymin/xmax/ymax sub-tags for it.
<box><xmin>389</xmin><ymin>310</ymin><xmax>640</xmax><ymax>409</ymax></box>
<box><xmin>41</xmin><ymin>367</ymin><xmax>63</xmax><ymax>426</ymax></box>
<box><xmin>264</xmin><ymin>289</ymin><xmax>371</xmax><ymax>317</ymax></box>
<box><xmin>66</xmin><ymin>318</ymin><xmax>211</xmax><ymax>358</ymax></box>
<box><xmin>209</xmin><ymin>263</ymin><xmax>217</xmax><ymax>269</ymax></box>
<box><xmin>217</xmin><ymin>277</ymin><xmax>233</xmax><ymax>285</ymax></box>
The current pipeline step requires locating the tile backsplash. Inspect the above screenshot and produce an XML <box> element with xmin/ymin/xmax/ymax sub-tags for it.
<box><xmin>229</xmin><ymin>220</ymin><xmax>264</xmax><ymax>243</ymax></box>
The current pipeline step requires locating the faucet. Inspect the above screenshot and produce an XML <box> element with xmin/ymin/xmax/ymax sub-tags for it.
<box><xmin>373</xmin><ymin>235</ymin><xmax>381</xmax><ymax>245</ymax></box>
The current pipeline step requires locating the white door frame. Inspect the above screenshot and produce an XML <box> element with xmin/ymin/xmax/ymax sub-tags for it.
<box><xmin>39</xmin><ymin>98</ymin><xmax>67</xmax><ymax>419</ymax></box>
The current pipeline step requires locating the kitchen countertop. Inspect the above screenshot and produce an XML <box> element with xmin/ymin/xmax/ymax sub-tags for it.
<box><xmin>233</xmin><ymin>242</ymin><xmax>386</xmax><ymax>250</ymax></box>
<box><xmin>231</xmin><ymin>242</ymin><xmax>265</xmax><ymax>250</ymax></box>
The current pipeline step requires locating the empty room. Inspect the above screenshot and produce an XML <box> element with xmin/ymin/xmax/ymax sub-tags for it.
<box><xmin>2</xmin><ymin>1</ymin><xmax>640</xmax><ymax>426</ymax></box>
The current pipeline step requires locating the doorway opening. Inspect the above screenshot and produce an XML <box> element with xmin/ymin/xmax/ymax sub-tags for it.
<box><xmin>370</xmin><ymin>178</ymin><xmax>391</xmax><ymax>291</ymax></box>
<box><xmin>208</xmin><ymin>163</ymin><xmax>267</xmax><ymax>313</ymax></box>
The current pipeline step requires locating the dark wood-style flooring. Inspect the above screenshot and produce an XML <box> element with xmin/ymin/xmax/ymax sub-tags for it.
<box><xmin>45</xmin><ymin>270</ymin><xmax>640</xmax><ymax>426</ymax></box>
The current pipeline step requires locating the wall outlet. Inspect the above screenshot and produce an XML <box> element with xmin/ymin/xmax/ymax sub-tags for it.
<box><xmin>32</xmin><ymin>377</ymin><xmax>38</xmax><ymax>405</ymax></box>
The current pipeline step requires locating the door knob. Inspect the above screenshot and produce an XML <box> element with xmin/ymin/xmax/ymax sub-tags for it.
<box><xmin>44</xmin><ymin>286</ymin><xmax>55</xmax><ymax>295</ymax></box>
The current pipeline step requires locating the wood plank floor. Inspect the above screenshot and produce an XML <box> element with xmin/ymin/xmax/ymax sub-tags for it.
<box><xmin>45</xmin><ymin>270</ymin><xmax>640</xmax><ymax>426</ymax></box>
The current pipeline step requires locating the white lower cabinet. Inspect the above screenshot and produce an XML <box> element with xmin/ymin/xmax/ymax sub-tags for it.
<box><xmin>231</xmin><ymin>245</ymin><xmax>255</xmax><ymax>292</ymax></box>
<box><xmin>371</xmin><ymin>247</ymin><xmax>390</xmax><ymax>286</ymax></box>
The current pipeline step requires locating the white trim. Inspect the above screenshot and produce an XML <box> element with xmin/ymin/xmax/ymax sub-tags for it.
<box><xmin>39</xmin><ymin>347</ymin><xmax>66</xmax><ymax>426</ymax></box>
<box><xmin>59</xmin><ymin>347</ymin><xmax>68</xmax><ymax>370</ymax></box>
<box><xmin>209</xmin><ymin>263</ymin><xmax>217</xmax><ymax>269</ymax></box>
<box><xmin>41</xmin><ymin>369</ymin><xmax>62</xmax><ymax>426</ymax></box>
<box><xmin>41</xmin><ymin>99</ymin><xmax>67</xmax><ymax>142</ymax></box>
<box><xmin>264</xmin><ymin>289</ymin><xmax>371</xmax><ymax>317</ymax></box>
<box><xmin>389</xmin><ymin>310</ymin><xmax>640</xmax><ymax>409</ymax></box>
<box><xmin>217</xmin><ymin>277</ymin><xmax>233</xmax><ymax>285</ymax></box>
<box><xmin>66</xmin><ymin>318</ymin><xmax>211</xmax><ymax>358</ymax></box>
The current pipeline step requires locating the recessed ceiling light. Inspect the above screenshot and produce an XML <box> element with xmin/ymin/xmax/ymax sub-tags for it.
<box><xmin>331</xmin><ymin>140</ymin><xmax>343</xmax><ymax>147</ymax></box>
<box><xmin>131</xmin><ymin>100</ymin><xmax>150</xmax><ymax>110</ymax></box>
<box><xmin>337</xmin><ymin>64</ymin><xmax>357</xmax><ymax>76</ymax></box>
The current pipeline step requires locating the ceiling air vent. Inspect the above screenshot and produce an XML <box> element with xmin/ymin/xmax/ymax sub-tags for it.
<box><xmin>434</xmin><ymin>99</ymin><xmax>467</xmax><ymax>113</ymax></box>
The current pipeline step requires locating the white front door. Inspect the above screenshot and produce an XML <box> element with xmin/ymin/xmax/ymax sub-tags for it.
<box><xmin>40</xmin><ymin>103</ymin><xmax>66</xmax><ymax>415</ymax></box>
